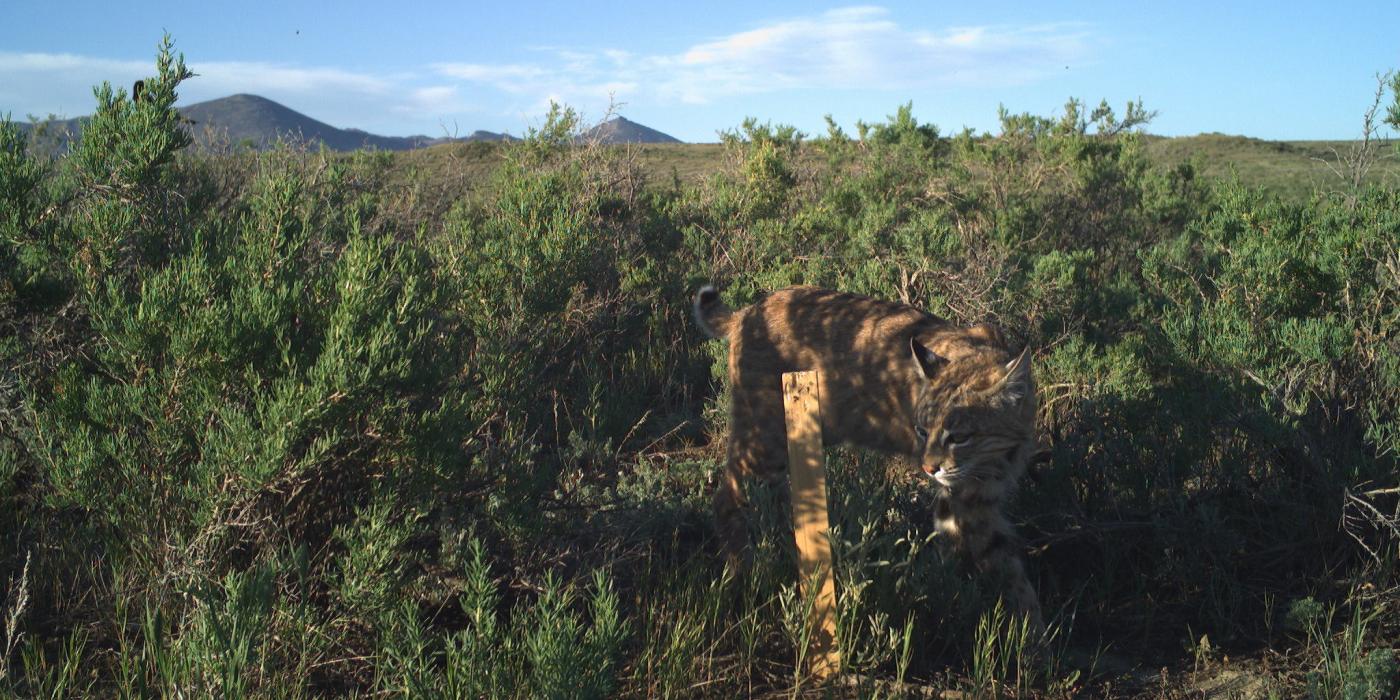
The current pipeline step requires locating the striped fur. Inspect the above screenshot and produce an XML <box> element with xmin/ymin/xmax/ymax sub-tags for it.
<box><xmin>696</xmin><ymin>285</ymin><xmax>1042</xmax><ymax>627</ymax></box>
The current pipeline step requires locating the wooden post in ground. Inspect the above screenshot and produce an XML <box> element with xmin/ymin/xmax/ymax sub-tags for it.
<box><xmin>782</xmin><ymin>370</ymin><xmax>841</xmax><ymax>680</ymax></box>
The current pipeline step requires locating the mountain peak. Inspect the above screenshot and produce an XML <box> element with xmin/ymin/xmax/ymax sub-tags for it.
<box><xmin>176</xmin><ymin>94</ymin><xmax>522</xmax><ymax>150</ymax></box>
<box><xmin>19</xmin><ymin>94</ymin><xmax>684</xmax><ymax>152</ymax></box>
<box><xmin>579</xmin><ymin>116</ymin><xmax>681</xmax><ymax>144</ymax></box>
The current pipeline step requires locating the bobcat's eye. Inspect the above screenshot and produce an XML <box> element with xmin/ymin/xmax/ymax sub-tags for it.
<box><xmin>942</xmin><ymin>430</ymin><xmax>972</xmax><ymax>448</ymax></box>
<box><xmin>914</xmin><ymin>426</ymin><xmax>929</xmax><ymax>443</ymax></box>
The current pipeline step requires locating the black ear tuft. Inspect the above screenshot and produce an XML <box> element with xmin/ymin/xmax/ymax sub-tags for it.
<box><xmin>910</xmin><ymin>337</ymin><xmax>946</xmax><ymax>379</ymax></box>
<box><xmin>697</xmin><ymin>286</ymin><xmax>718</xmax><ymax>307</ymax></box>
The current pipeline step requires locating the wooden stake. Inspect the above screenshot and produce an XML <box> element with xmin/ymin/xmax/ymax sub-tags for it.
<box><xmin>782</xmin><ymin>370</ymin><xmax>841</xmax><ymax>680</ymax></box>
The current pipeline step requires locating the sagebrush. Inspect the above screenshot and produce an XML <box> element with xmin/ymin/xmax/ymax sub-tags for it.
<box><xmin>1</xmin><ymin>39</ymin><xmax>1397</xmax><ymax>698</ymax></box>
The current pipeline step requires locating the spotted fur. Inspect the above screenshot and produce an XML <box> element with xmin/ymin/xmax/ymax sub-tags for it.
<box><xmin>696</xmin><ymin>285</ymin><xmax>1042</xmax><ymax>626</ymax></box>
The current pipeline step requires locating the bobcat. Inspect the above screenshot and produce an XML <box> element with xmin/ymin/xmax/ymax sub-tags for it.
<box><xmin>695</xmin><ymin>284</ymin><xmax>1042</xmax><ymax>626</ymax></box>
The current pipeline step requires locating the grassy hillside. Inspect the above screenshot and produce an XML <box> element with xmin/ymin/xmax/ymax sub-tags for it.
<box><xmin>388</xmin><ymin>132</ymin><xmax>1400</xmax><ymax>204</ymax></box>
<box><xmin>1144</xmin><ymin>133</ymin><xmax>1400</xmax><ymax>200</ymax></box>
<box><xmin>3</xmin><ymin>43</ymin><xmax>1399</xmax><ymax>698</ymax></box>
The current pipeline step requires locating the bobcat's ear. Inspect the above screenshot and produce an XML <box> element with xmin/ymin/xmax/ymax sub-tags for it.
<box><xmin>967</xmin><ymin>322</ymin><xmax>1004</xmax><ymax>345</ymax></box>
<box><xmin>910</xmin><ymin>337</ymin><xmax>946</xmax><ymax>379</ymax></box>
<box><xmin>999</xmin><ymin>347</ymin><xmax>1033</xmax><ymax>403</ymax></box>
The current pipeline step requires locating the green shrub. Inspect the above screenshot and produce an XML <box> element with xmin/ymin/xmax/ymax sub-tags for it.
<box><xmin>1</xmin><ymin>38</ymin><xmax>1397</xmax><ymax>699</ymax></box>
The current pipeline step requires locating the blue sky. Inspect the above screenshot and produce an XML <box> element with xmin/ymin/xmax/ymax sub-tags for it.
<box><xmin>2</xmin><ymin>1</ymin><xmax>1397</xmax><ymax>142</ymax></box>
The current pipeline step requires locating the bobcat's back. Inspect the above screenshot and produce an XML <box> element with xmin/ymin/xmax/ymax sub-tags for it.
<box><xmin>695</xmin><ymin>285</ymin><xmax>976</xmax><ymax>452</ymax></box>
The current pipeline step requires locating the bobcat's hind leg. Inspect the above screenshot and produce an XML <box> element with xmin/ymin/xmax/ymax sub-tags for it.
<box><xmin>712</xmin><ymin>466</ymin><xmax>751</xmax><ymax>568</ymax></box>
<box><xmin>713</xmin><ymin>392</ymin><xmax>789</xmax><ymax>569</ymax></box>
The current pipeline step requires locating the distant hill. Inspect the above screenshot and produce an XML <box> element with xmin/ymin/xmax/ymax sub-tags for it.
<box><xmin>13</xmin><ymin>93</ymin><xmax>519</xmax><ymax>152</ymax></box>
<box><xmin>12</xmin><ymin>115</ymin><xmax>85</xmax><ymax>152</ymax></box>
<box><xmin>179</xmin><ymin>94</ymin><xmax>521</xmax><ymax>150</ymax></box>
<box><xmin>578</xmin><ymin>117</ymin><xmax>681</xmax><ymax>145</ymax></box>
<box><xmin>11</xmin><ymin>96</ymin><xmax>686</xmax><ymax>152</ymax></box>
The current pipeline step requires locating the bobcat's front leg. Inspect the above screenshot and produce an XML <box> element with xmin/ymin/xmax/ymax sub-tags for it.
<box><xmin>936</xmin><ymin>490</ymin><xmax>1043</xmax><ymax>630</ymax></box>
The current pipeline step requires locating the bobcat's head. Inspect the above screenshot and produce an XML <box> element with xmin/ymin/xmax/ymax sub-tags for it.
<box><xmin>909</xmin><ymin>336</ymin><xmax>1037</xmax><ymax>497</ymax></box>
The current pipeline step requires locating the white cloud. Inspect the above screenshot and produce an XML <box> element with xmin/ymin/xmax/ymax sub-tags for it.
<box><xmin>0</xmin><ymin>50</ymin><xmax>423</xmax><ymax>131</ymax></box>
<box><xmin>397</xmin><ymin>85</ymin><xmax>483</xmax><ymax>120</ymax></box>
<box><xmin>0</xmin><ymin>52</ymin><xmax>149</xmax><ymax>74</ymax></box>
<box><xmin>412</xmin><ymin>85</ymin><xmax>458</xmax><ymax>105</ymax></box>
<box><xmin>433</xmin><ymin>6</ymin><xmax>1091</xmax><ymax>107</ymax></box>
<box><xmin>0</xmin><ymin>7</ymin><xmax>1092</xmax><ymax>135</ymax></box>
<box><xmin>659</xmin><ymin>10</ymin><xmax>1091</xmax><ymax>102</ymax></box>
<box><xmin>190</xmin><ymin>61</ymin><xmax>394</xmax><ymax>96</ymax></box>
<box><xmin>433</xmin><ymin>62</ymin><xmax>551</xmax><ymax>87</ymax></box>
<box><xmin>0</xmin><ymin>52</ymin><xmax>151</xmax><ymax>118</ymax></box>
<box><xmin>0</xmin><ymin>51</ymin><xmax>396</xmax><ymax>100</ymax></box>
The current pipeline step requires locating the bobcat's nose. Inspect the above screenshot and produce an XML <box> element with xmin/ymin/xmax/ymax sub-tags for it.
<box><xmin>921</xmin><ymin>448</ymin><xmax>948</xmax><ymax>477</ymax></box>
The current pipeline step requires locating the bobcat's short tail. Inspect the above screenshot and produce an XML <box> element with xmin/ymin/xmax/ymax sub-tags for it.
<box><xmin>693</xmin><ymin>285</ymin><xmax>736</xmax><ymax>339</ymax></box>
